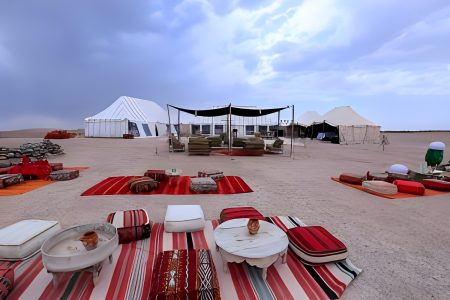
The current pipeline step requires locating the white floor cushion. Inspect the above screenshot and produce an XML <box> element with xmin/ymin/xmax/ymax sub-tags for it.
<box><xmin>164</xmin><ymin>205</ymin><xmax>205</xmax><ymax>233</ymax></box>
<box><xmin>0</xmin><ymin>220</ymin><xmax>61</xmax><ymax>260</ymax></box>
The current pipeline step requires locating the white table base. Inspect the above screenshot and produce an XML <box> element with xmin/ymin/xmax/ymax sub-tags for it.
<box><xmin>217</xmin><ymin>247</ymin><xmax>287</xmax><ymax>280</ymax></box>
<box><xmin>48</xmin><ymin>254</ymin><xmax>113</xmax><ymax>287</ymax></box>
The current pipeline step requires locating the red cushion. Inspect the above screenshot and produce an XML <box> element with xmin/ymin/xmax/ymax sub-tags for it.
<box><xmin>287</xmin><ymin>226</ymin><xmax>347</xmax><ymax>256</ymax></box>
<box><xmin>339</xmin><ymin>173</ymin><xmax>364</xmax><ymax>185</ymax></box>
<box><xmin>149</xmin><ymin>250</ymin><xmax>220</xmax><ymax>299</ymax></box>
<box><xmin>220</xmin><ymin>207</ymin><xmax>265</xmax><ymax>223</ymax></box>
<box><xmin>393</xmin><ymin>180</ymin><xmax>425</xmax><ymax>195</ymax></box>
<box><xmin>0</xmin><ymin>263</ymin><xmax>14</xmax><ymax>299</ymax></box>
<box><xmin>107</xmin><ymin>209</ymin><xmax>151</xmax><ymax>244</ymax></box>
<box><xmin>421</xmin><ymin>179</ymin><xmax>450</xmax><ymax>191</ymax></box>
<box><xmin>444</xmin><ymin>176</ymin><xmax>450</xmax><ymax>182</ymax></box>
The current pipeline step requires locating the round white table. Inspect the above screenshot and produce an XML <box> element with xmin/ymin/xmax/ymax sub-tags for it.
<box><xmin>214</xmin><ymin>218</ymin><xmax>289</xmax><ymax>279</ymax></box>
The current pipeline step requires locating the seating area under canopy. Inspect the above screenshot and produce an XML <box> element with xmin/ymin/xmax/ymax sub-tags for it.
<box><xmin>167</xmin><ymin>104</ymin><xmax>294</xmax><ymax>156</ymax></box>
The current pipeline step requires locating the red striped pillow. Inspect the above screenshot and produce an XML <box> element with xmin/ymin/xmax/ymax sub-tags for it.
<box><xmin>219</xmin><ymin>207</ymin><xmax>265</xmax><ymax>223</ymax></box>
<box><xmin>107</xmin><ymin>209</ymin><xmax>151</xmax><ymax>244</ymax></box>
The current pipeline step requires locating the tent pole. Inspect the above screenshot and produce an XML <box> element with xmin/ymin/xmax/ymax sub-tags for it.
<box><xmin>229</xmin><ymin>104</ymin><xmax>232</xmax><ymax>156</ymax></box>
<box><xmin>277</xmin><ymin>111</ymin><xmax>280</xmax><ymax>138</ymax></box>
<box><xmin>227</xmin><ymin>111</ymin><xmax>230</xmax><ymax>153</ymax></box>
<box><xmin>291</xmin><ymin>105</ymin><xmax>294</xmax><ymax>157</ymax></box>
<box><xmin>167</xmin><ymin>104</ymin><xmax>172</xmax><ymax>152</ymax></box>
<box><xmin>178</xmin><ymin>109</ymin><xmax>180</xmax><ymax>137</ymax></box>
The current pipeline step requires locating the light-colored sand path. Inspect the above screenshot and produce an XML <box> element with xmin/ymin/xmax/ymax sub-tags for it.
<box><xmin>0</xmin><ymin>132</ymin><xmax>449</xmax><ymax>299</ymax></box>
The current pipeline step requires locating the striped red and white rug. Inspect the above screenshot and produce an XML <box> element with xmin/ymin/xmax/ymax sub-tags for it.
<box><xmin>81</xmin><ymin>176</ymin><xmax>253</xmax><ymax>196</ymax></box>
<box><xmin>5</xmin><ymin>217</ymin><xmax>361</xmax><ymax>300</ymax></box>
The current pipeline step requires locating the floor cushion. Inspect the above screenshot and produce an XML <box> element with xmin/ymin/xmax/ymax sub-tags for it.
<box><xmin>421</xmin><ymin>179</ymin><xmax>450</xmax><ymax>191</ymax></box>
<box><xmin>0</xmin><ymin>174</ymin><xmax>23</xmax><ymax>189</ymax></box>
<box><xmin>219</xmin><ymin>207</ymin><xmax>265</xmax><ymax>224</ymax></box>
<box><xmin>107</xmin><ymin>209</ymin><xmax>151</xmax><ymax>244</ymax></box>
<box><xmin>144</xmin><ymin>170</ymin><xmax>166</xmax><ymax>182</ymax></box>
<box><xmin>164</xmin><ymin>205</ymin><xmax>205</xmax><ymax>233</ymax></box>
<box><xmin>287</xmin><ymin>226</ymin><xmax>348</xmax><ymax>264</ymax></box>
<box><xmin>190</xmin><ymin>177</ymin><xmax>218</xmax><ymax>192</ymax></box>
<box><xmin>0</xmin><ymin>220</ymin><xmax>61</xmax><ymax>260</ymax></box>
<box><xmin>362</xmin><ymin>181</ymin><xmax>398</xmax><ymax>195</ymax></box>
<box><xmin>128</xmin><ymin>177</ymin><xmax>159</xmax><ymax>193</ymax></box>
<box><xmin>0</xmin><ymin>264</ymin><xmax>13</xmax><ymax>299</ymax></box>
<box><xmin>387</xmin><ymin>173</ymin><xmax>412</xmax><ymax>183</ymax></box>
<box><xmin>49</xmin><ymin>170</ymin><xmax>79</xmax><ymax>181</ymax></box>
<box><xmin>366</xmin><ymin>171</ymin><xmax>388</xmax><ymax>181</ymax></box>
<box><xmin>393</xmin><ymin>180</ymin><xmax>425</xmax><ymax>195</ymax></box>
<box><xmin>339</xmin><ymin>173</ymin><xmax>365</xmax><ymax>185</ymax></box>
<box><xmin>149</xmin><ymin>249</ymin><xmax>220</xmax><ymax>300</ymax></box>
<box><xmin>49</xmin><ymin>163</ymin><xmax>63</xmax><ymax>171</ymax></box>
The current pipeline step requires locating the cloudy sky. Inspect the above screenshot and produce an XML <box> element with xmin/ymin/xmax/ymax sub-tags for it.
<box><xmin>1</xmin><ymin>0</ymin><xmax>449</xmax><ymax>130</ymax></box>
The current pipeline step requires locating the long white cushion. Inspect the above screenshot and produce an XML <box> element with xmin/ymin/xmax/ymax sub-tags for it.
<box><xmin>164</xmin><ymin>205</ymin><xmax>205</xmax><ymax>233</ymax></box>
<box><xmin>0</xmin><ymin>220</ymin><xmax>61</xmax><ymax>260</ymax></box>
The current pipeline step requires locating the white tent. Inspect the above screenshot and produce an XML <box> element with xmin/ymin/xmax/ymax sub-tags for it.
<box><xmin>84</xmin><ymin>96</ymin><xmax>171</xmax><ymax>138</ymax></box>
<box><xmin>319</xmin><ymin>106</ymin><xmax>375</xmax><ymax>126</ymax></box>
<box><xmin>296</xmin><ymin>111</ymin><xmax>322</xmax><ymax>126</ymax></box>
<box><xmin>314</xmin><ymin>106</ymin><xmax>380</xmax><ymax>145</ymax></box>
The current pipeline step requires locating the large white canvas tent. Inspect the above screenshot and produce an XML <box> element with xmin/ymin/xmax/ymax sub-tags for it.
<box><xmin>314</xmin><ymin>106</ymin><xmax>381</xmax><ymax>145</ymax></box>
<box><xmin>298</xmin><ymin>106</ymin><xmax>381</xmax><ymax>145</ymax></box>
<box><xmin>296</xmin><ymin>111</ymin><xmax>322</xmax><ymax>126</ymax></box>
<box><xmin>84</xmin><ymin>96</ymin><xmax>171</xmax><ymax>138</ymax></box>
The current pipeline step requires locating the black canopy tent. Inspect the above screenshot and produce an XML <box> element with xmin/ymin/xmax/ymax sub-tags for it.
<box><xmin>166</xmin><ymin>104</ymin><xmax>295</xmax><ymax>156</ymax></box>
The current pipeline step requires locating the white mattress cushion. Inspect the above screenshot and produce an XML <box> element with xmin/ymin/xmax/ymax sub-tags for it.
<box><xmin>164</xmin><ymin>205</ymin><xmax>205</xmax><ymax>233</ymax></box>
<box><xmin>0</xmin><ymin>220</ymin><xmax>61</xmax><ymax>260</ymax></box>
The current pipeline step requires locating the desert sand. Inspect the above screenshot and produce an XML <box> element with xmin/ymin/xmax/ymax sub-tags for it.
<box><xmin>0</xmin><ymin>132</ymin><xmax>449</xmax><ymax>299</ymax></box>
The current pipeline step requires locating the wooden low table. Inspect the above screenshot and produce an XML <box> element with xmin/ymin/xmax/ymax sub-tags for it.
<box><xmin>214</xmin><ymin>218</ymin><xmax>288</xmax><ymax>279</ymax></box>
<box><xmin>165</xmin><ymin>169</ymin><xmax>182</xmax><ymax>185</ymax></box>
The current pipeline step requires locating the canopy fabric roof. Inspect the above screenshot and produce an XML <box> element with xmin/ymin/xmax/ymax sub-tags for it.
<box><xmin>168</xmin><ymin>105</ymin><xmax>289</xmax><ymax>117</ymax></box>
<box><xmin>319</xmin><ymin>106</ymin><xmax>376</xmax><ymax>126</ymax></box>
<box><xmin>85</xmin><ymin>96</ymin><xmax>168</xmax><ymax>123</ymax></box>
<box><xmin>297</xmin><ymin>111</ymin><xmax>322</xmax><ymax>126</ymax></box>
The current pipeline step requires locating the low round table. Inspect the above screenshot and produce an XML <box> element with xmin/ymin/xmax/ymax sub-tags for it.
<box><xmin>41</xmin><ymin>223</ymin><xmax>119</xmax><ymax>286</ymax></box>
<box><xmin>214</xmin><ymin>218</ymin><xmax>288</xmax><ymax>279</ymax></box>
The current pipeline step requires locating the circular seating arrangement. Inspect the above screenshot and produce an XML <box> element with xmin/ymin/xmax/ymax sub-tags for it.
<box><xmin>339</xmin><ymin>173</ymin><xmax>365</xmax><ymax>185</ymax></box>
<box><xmin>421</xmin><ymin>179</ymin><xmax>450</xmax><ymax>191</ymax></box>
<box><xmin>362</xmin><ymin>181</ymin><xmax>398</xmax><ymax>195</ymax></box>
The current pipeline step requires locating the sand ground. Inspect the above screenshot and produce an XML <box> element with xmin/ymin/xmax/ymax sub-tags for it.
<box><xmin>0</xmin><ymin>132</ymin><xmax>449</xmax><ymax>299</ymax></box>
